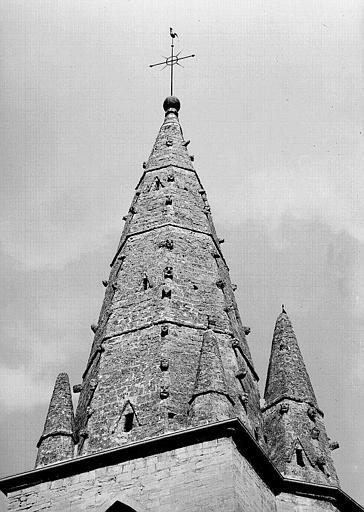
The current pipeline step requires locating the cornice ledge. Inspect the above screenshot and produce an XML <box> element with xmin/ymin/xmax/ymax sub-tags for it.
<box><xmin>0</xmin><ymin>418</ymin><xmax>362</xmax><ymax>511</ymax></box>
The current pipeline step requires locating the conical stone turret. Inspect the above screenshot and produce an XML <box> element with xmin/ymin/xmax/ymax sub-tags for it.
<box><xmin>189</xmin><ymin>329</ymin><xmax>235</xmax><ymax>424</ymax></box>
<box><xmin>35</xmin><ymin>373</ymin><xmax>75</xmax><ymax>468</ymax></box>
<box><xmin>262</xmin><ymin>308</ymin><xmax>339</xmax><ymax>485</ymax></box>
<box><xmin>45</xmin><ymin>96</ymin><xmax>262</xmax><ymax>460</ymax></box>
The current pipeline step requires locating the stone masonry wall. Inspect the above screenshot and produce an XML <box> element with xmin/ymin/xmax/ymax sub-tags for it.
<box><xmin>6</xmin><ymin>437</ymin><xmax>344</xmax><ymax>512</ymax></box>
<box><xmin>276</xmin><ymin>493</ymin><xmax>339</xmax><ymax>512</ymax></box>
<box><xmin>8</xmin><ymin>438</ymin><xmax>273</xmax><ymax>512</ymax></box>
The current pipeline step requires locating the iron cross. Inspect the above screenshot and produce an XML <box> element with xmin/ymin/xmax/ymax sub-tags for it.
<box><xmin>149</xmin><ymin>28</ymin><xmax>195</xmax><ymax>96</ymax></box>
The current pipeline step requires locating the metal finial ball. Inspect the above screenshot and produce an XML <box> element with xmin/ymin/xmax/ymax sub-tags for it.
<box><xmin>163</xmin><ymin>96</ymin><xmax>181</xmax><ymax>112</ymax></box>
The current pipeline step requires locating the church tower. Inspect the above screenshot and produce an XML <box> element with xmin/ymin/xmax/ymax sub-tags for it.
<box><xmin>0</xmin><ymin>97</ymin><xmax>362</xmax><ymax>512</ymax></box>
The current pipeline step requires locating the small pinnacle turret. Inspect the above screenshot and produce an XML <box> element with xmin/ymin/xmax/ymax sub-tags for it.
<box><xmin>35</xmin><ymin>373</ymin><xmax>75</xmax><ymax>468</ymax></box>
<box><xmin>262</xmin><ymin>309</ymin><xmax>339</xmax><ymax>485</ymax></box>
<box><xmin>189</xmin><ymin>329</ymin><xmax>234</xmax><ymax>424</ymax></box>
<box><xmin>264</xmin><ymin>309</ymin><xmax>317</xmax><ymax>407</ymax></box>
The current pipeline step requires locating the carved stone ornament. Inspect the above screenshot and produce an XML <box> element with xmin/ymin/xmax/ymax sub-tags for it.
<box><xmin>160</xmin><ymin>359</ymin><xmax>169</xmax><ymax>371</ymax></box>
<box><xmin>161</xmin><ymin>325</ymin><xmax>169</xmax><ymax>337</ymax></box>
<box><xmin>164</xmin><ymin>266</ymin><xmax>173</xmax><ymax>279</ymax></box>
<box><xmin>232</xmin><ymin>338</ymin><xmax>240</xmax><ymax>349</ymax></box>
<box><xmin>235</xmin><ymin>369</ymin><xmax>247</xmax><ymax>380</ymax></box>
<box><xmin>207</xmin><ymin>316</ymin><xmax>216</xmax><ymax>328</ymax></box>
<box><xmin>160</xmin><ymin>387</ymin><xmax>169</xmax><ymax>399</ymax></box>
<box><xmin>89</xmin><ymin>379</ymin><xmax>98</xmax><ymax>390</ymax></box>
<box><xmin>86</xmin><ymin>406</ymin><xmax>95</xmax><ymax>418</ymax></box>
<box><xmin>311</xmin><ymin>427</ymin><xmax>320</xmax><ymax>440</ymax></box>
<box><xmin>329</xmin><ymin>441</ymin><xmax>339</xmax><ymax>451</ymax></box>
<box><xmin>280</xmin><ymin>402</ymin><xmax>290</xmax><ymax>414</ymax></box>
<box><xmin>159</xmin><ymin>239</ymin><xmax>174</xmax><ymax>250</ymax></box>
<box><xmin>307</xmin><ymin>406</ymin><xmax>317</xmax><ymax>421</ymax></box>
<box><xmin>79</xmin><ymin>428</ymin><xmax>89</xmax><ymax>439</ymax></box>
<box><xmin>240</xmin><ymin>392</ymin><xmax>249</xmax><ymax>404</ymax></box>
<box><xmin>316</xmin><ymin>455</ymin><xmax>326</xmax><ymax>466</ymax></box>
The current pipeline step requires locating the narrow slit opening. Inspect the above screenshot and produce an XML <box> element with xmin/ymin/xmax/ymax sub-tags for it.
<box><xmin>296</xmin><ymin>449</ymin><xmax>305</xmax><ymax>467</ymax></box>
<box><xmin>124</xmin><ymin>413</ymin><xmax>134</xmax><ymax>432</ymax></box>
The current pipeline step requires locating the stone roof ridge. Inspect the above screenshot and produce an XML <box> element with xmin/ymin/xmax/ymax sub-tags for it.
<box><xmin>145</xmin><ymin>96</ymin><xmax>194</xmax><ymax>171</ymax></box>
<box><xmin>263</xmin><ymin>307</ymin><xmax>318</xmax><ymax>408</ymax></box>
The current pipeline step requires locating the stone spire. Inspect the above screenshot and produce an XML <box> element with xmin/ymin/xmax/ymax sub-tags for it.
<box><xmin>262</xmin><ymin>309</ymin><xmax>340</xmax><ymax>485</ymax></box>
<box><xmin>35</xmin><ymin>373</ymin><xmax>75</xmax><ymax>468</ymax></box>
<box><xmin>37</xmin><ymin>97</ymin><xmax>262</xmax><ymax>465</ymax></box>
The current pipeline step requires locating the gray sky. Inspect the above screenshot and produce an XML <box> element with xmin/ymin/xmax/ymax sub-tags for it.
<box><xmin>0</xmin><ymin>0</ymin><xmax>363</xmax><ymax>508</ymax></box>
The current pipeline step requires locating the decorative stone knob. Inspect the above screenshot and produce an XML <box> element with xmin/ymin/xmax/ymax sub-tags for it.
<box><xmin>89</xmin><ymin>379</ymin><xmax>98</xmax><ymax>390</ymax></box>
<box><xmin>240</xmin><ymin>392</ymin><xmax>249</xmax><ymax>404</ymax></box>
<box><xmin>160</xmin><ymin>387</ymin><xmax>169</xmax><ymax>399</ymax></box>
<box><xmin>161</xmin><ymin>325</ymin><xmax>169</xmax><ymax>337</ymax></box>
<box><xmin>280</xmin><ymin>403</ymin><xmax>290</xmax><ymax>414</ymax></box>
<box><xmin>307</xmin><ymin>406</ymin><xmax>317</xmax><ymax>421</ymax></box>
<box><xmin>160</xmin><ymin>359</ymin><xmax>169</xmax><ymax>371</ymax></box>
<box><xmin>79</xmin><ymin>428</ymin><xmax>89</xmax><ymax>439</ymax></box>
<box><xmin>329</xmin><ymin>441</ymin><xmax>339</xmax><ymax>451</ymax></box>
<box><xmin>311</xmin><ymin>427</ymin><xmax>320</xmax><ymax>439</ymax></box>
<box><xmin>316</xmin><ymin>455</ymin><xmax>326</xmax><ymax>466</ymax></box>
<box><xmin>235</xmin><ymin>369</ymin><xmax>247</xmax><ymax>380</ymax></box>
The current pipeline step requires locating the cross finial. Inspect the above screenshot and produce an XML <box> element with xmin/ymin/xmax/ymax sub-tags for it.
<box><xmin>149</xmin><ymin>28</ymin><xmax>195</xmax><ymax>96</ymax></box>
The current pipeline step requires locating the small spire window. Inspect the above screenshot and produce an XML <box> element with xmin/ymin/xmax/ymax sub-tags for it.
<box><xmin>296</xmin><ymin>448</ymin><xmax>305</xmax><ymax>467</ymax></box>
<box><xmin>124</xmin><ymin>412</ymin><xmax>134</xmax><ymax>433</ymax></box>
